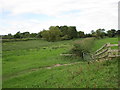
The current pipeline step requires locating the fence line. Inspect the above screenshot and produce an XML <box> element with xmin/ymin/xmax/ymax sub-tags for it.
<box><xmin>60</xmin><ymin>42</ymin><xmax>120</xmax><ymax>61</ymax></box>
<box><xmin>94</xmin><ymin>43</ymin><xmax>119</xmax><ymax>60</ymax></box>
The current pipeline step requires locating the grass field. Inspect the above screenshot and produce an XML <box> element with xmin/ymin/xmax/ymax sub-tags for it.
<box><xmin>2</xmin><ymin>37</ymin><xmax>119</xmax><ymax>88</ymax></box>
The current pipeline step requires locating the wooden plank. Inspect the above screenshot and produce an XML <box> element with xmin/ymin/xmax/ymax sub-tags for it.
<box><xmin>108</xmin><ymin>55</ymin><xmax>120</xmax><ymax>58</ymax></box>
<box><xmin>95</xmin><ymin>43</ymin><xmax>108</xmax><ymax>53</ymax></box>
<box><xmin>95</xmin><ymin>48</ymin><xmax>108</xmax><ymax>56</ymax></box>
<box><xmin>108</xmin><ymin>49</ymin><xmax>118</xmax><ymax>52</ymax></box>
<box><xmin>108</xmin><ymin>44</ymin><xmax>118</xmax><ymax>47</ymax></box>
<box><xmin>97</xmin><ymin>54</ymin><xmax>108</xmax><ymax>59</ymax></box>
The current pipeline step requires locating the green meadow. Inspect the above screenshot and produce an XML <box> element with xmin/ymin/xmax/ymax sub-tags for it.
<box><xmin>2</xmin><ymin>37</ymin><xmax>118</xmax><ymax>88</ymax></box>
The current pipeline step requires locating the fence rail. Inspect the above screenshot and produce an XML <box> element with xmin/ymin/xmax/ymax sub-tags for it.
<box><xmin>94</xmin><ymin>43</ymin><xmax>120</xmax><ymax>60</ymax></box>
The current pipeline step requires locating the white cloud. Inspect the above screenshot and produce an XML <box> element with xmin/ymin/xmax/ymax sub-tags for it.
<box><xmin>0</xmin><ymin>0</ymin><xmax>119</xmax><ymax>35</ymax></box>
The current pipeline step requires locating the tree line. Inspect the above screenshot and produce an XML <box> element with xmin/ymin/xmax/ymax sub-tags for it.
<box><xmin>2</xmin><ymin>25</ymin><xmax>119</xmax><ymax>42</ymax></box>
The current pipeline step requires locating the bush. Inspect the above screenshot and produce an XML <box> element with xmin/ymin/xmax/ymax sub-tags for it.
<box><xmin>70</xmin><ymin>38</ymin><xmax>95</xmax><ymax>59</ymax></box>
<box><xmin>61</xmin><ymin>35</ymin><xmax>71</xmax><ymax>40</ymax></box>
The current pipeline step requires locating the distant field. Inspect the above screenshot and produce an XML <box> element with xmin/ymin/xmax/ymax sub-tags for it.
<box><xmin>2</xmin><ymin>37</ymin><xmax>118</xmax><ymax>88</ymax></box>
<box><xmin>2</xmin><ymin>39</ymin><xmax>81</xmax><ymax>51</ymax></box>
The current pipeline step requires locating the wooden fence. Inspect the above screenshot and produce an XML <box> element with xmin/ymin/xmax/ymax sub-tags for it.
<box><xmin>93</xmin><ymin>43</ymin><xmax>120</xmax><ymax>60</ymax></box>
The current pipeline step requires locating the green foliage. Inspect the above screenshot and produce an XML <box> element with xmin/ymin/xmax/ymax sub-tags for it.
<box><xmin>40</xmin><ymin>26</ymin><xmax>78</xmax><ymax>42</ymax></box>
<box><xmin>95</xmin><ymin>29</ymin><xmax>106</xmax><ymax>38</ymax></box>
<box><xmin>37</xmin><ymin>30</ymin><xmax>45</xmax><ymax>38</ymax></box>
<box><xmin>41</xmin><ymin>30</ymin><xmax>49</xmax><ymax>41</ymax></box>
<box><xmin>91</xmin><ymin>30</ymin><xmax>96</xmax><ymax>37</ymax></box>
<box><xmin>67</xmin><ymin>26</ymin><xmax>78</xmax><ymax>39</ymax></box>
<box><xmin>14</xmin><ymin>31</ymin><xmax>22</xmax><ymax>38</ymax></box>
<box><xmin>60</xmin><ymin>26</ymin><xmax>78</xmax><ymax>40</ymax></box>
<box><xmin>90</xmin><ymin>29</ymin><xmax>109</xmax><ymax>39</ymax></box>
<box><xmin>2</xmin><ymin>27</ymin><xmax>118</xmax><ymax>42</ymax></box>
<box><xmin>70</xmin><ymin>38</ymin><xmax>95</xmax><ymax>59</ymax></box>
<box><xmin>13</xmin><ymin>31</ymin><xmax>36</xmax><ymax>39</ymax></box>
<box><xmin>49</xmin><ymin>26</ymin><xmax>62</xmax><ymax>41</ymax></box>
<box><xmin>30</xmin><ymin>33</ymin><xmax>37</xmax><ymax>38</ymax></box>
<box><xmin>61</xmin><ymin>35</ymin><xmax>70</xmax><ymax>40</ymax></box>
<box><xmin>21</xmin><ymin>32</ymin><xmax>30</xmax><ymax>38</ymax></box>
<box><xmin>107</xmin><ymin>29</ymin><xmax>117</xmax><ymax>37</ymax></box>
<box><xmin>2</xmin><ymin>34</ymin><xmax>13</xmax><ymax>39</ymax></box>
<box><xmin>41</xmin><ymin>26</ymin><xmax>61</xmax><ymax>42</ymax></box>
<box><xmin>78</xmin><ymin>31</ymin><xmax>85</xmax><ymax>38</ymax></box>
<box><xmin>60</xmin><ymin>26</ymin><xmax>68</xmax><ymax>37</ymax></box>
<box><xmin>85</xmin><ymin>33</ymin><xmax>92</xmax><ymax>37</ymax></box>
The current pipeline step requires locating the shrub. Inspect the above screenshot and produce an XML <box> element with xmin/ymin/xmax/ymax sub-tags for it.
<box><xmin>70</xmin><ymin>38</ymin><xmax>95</xmax><ymax>59</ymax></box>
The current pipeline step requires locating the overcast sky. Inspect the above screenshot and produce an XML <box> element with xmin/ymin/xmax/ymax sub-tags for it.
<box><xmin>0</xmin><ymin>0</ymin><xmax>119</xmax><ymax>35</ymax></box>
